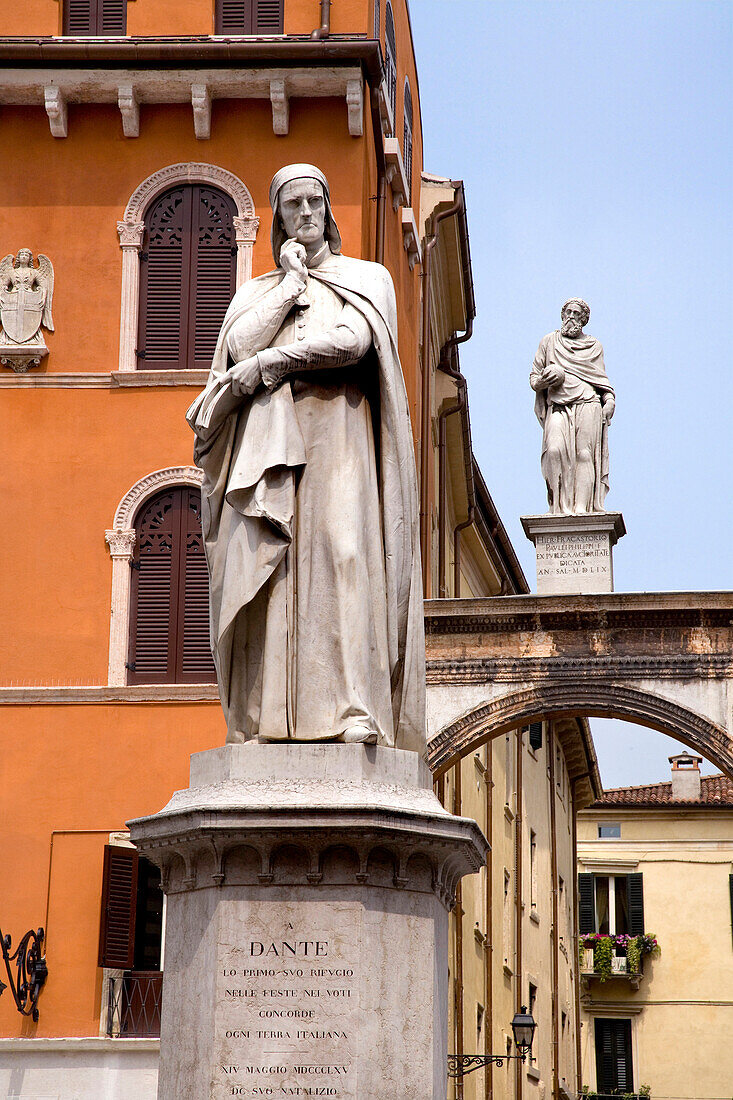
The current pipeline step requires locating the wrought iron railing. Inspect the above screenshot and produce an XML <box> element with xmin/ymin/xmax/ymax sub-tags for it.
<box><xmin>106</xmin><ymin>971</ymin><xmax>162</xmax><ymax>1038</ymax></box>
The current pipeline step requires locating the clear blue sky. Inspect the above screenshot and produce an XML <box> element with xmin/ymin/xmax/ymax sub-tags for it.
<box><xmin>410</xmin><ymin>0</ymin><xmax>733</xmax><ymax>788</ymax></box>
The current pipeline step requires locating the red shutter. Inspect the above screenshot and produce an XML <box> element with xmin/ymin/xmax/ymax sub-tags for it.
<box><xmin>99</xmin><ymin>0</ymin><xmax>127</xmax><ymax>34</ymax></box>
<box><xmin>64</xmin><ymin>0</ymin><xmax>95</xmax><ymax>33</ymax></box>
<box><xmin>254</xmin><ymin>0</ymin><xmax>284</xmax><ymax>32</ymax></box>
<box><xmin>216</xmin><ymin>0</ymin><xmax>253</xmax><ymax>33</ymax></box>
<box><xmin>139</xmin><ymin>185</ymin><xmax>234</xmax><ymax>371</ymax></box>
<box><xmin>128</xmin><ymin>491</ymin><xmax>179</xmax><ymax>683</ymax></box>
<box><xmin>178</xmin><ymin>489</ymin><xmax>216</xmax><ymax>682</ymax></box>
<box><xmin>128</xmin><ymin>488</ymin><xmax>216</xmax><ymax>684</ymax></box>
<box><xmin>98</xmin><ymin>845</ymin><xmax>138</xmax><ymax>969</ymax></box>
<box><xmin>138</xmin><ymin>187</ymin><xmax>189</xmax><ymax>370</ymax></box>
<box><xmin>191</xmin><ymin>187</ymin><xmax>237</xmax><ymax>371</ymax></box>
<box><xmin>64</xmin><ymin>0</ymin><xmax>126</xmax><ymax>33</ymax></box>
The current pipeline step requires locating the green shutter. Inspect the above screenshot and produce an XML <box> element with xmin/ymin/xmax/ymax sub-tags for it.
<box><xmin>628</xmin><ymin>872</ymin><xmax>645</xmax><ymax>935</ymax></box>
<box><xmin>578</xmin><ymin>873</ymin><xmax>595</xmax><ymax>934</ymax></box>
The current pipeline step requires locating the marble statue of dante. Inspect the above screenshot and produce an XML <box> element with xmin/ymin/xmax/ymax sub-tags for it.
<box><xmin>187</xmin><ymin>164</ymin><xmax>425</xmax><ymax>752</ymax></box>
<box><xmin>530</xmin><ymin>298</ymin><xmax>615</xmax><ymax>514</ymax></box>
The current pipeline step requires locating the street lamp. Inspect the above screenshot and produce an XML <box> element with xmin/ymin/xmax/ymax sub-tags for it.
<box><xmin>0</xmin><ymin>926</ymin><xmax>48</xmax><ymax>1023</ymax></box>
<box><xmin>447</xmin><ymin>1007</ymin><xmax>537</xmax><ymax>1078</ymax></box>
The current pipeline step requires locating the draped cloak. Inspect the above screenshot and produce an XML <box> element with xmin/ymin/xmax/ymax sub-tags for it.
<box><xmin>531</xmin><ymin>331</ymin><xmax>615</xmax><ymax>512</ymax></box>
<box><xmin>186</xmin><ymin>252</ymin><xmax>426</xmax><ymax>754</ymax></box>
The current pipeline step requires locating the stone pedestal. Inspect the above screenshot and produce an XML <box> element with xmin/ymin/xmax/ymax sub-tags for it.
<box><xmin>129</xmin><ymin>743</ymin><xmax>487</xmax><ymax>1100</ymax></box>
<box><xmin>521</xmin><ymin>512</ymin><xmax>626</xmax><ymax>595</ymax></box>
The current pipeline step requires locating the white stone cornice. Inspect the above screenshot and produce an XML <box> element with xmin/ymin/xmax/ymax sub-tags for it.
<box><xmin>2</xmin><ymin>67</ymin><xmax>364</xmax><ymax>139</ymax></box>
<box><xmin>270</xmin><ymin>77</ymin><xmax>288</xmax><ymax>135</ymax></box>
<box><xmin>345</xmin><ymin>76</ymin><xmax>363</xmax><ymax>136</ymax></box>
<box><xmin>191</xmin><ymin>82</ymin><xmax>211</xmax><ymax>140</ymax></box>
<box><xmin>116</xmin><ymin>220</ymin><xmax>145</xmax><ymax>248</ymax></box>
<box><xmin>401</xmin><ymin>206</ymin><xmax>422</xmax><ymax>269</ymax></box>
<box><xmin>118</xmin><ymin>83</ymin><xmax>139</xmax><ymax>137</ymax></box>
<box><xmin>384</xmin><ymin>137</ymin><xmax>408</xmax><ymax>210</ymax></box>
<box><xmin>44</xmin><ymin>85</ymin><xmax>67</xmax><ymax>137</ymax></box>
<box><xmin>105</xmin><ymin>528</ymin><xmax>136</xmax><ymax>561</ymax></box>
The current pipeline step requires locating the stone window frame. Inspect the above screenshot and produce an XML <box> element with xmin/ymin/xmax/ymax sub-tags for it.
<box><xmin>105</xmin><ymin>466</ymin><xmax>204</xmax><ymax>686</ymax></box>
<box><xmin>117</xmin><ymin>162</ymin><xmax>259</xmax><ymax>373</ymax></box>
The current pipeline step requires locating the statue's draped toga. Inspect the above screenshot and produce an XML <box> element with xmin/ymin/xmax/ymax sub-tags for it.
<box><xmin>187</xmin><ymin>173</ymin><xmax>425</xmax><ymax>753</ymax></box>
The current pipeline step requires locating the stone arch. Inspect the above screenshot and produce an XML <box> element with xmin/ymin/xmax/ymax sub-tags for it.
<box><xmin>105</xmin><ymin>466</ymin><xmax>203</xmax><ymax>685</ymax></box>
<box><xmin>116</xmin><ymin>162</ymin><xmax>260</xmax><ymax>372</ymax></box>
<box><xmin>428</xmin><ymin>681</ymin><xmax>733</xmax><ymax>780</ymax></box>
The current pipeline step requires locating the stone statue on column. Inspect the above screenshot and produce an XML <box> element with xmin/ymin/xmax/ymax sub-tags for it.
<box><xmin>530</xmin><ymin>297</ymin><xmax>615</xmax><ymax>515</ymax></box>
<box><xmin>187</xmin><ymin>164</ymin><xmax>425</xmax><ymax>752</ymax></box>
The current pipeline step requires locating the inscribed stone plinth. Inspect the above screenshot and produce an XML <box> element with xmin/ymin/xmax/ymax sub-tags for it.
<box><xmin>521</xmin><ymin>512</ymin><xmax>626</xmax><ymax>595</ymax></box>
<box><xmin>129</xmin><ymin>744</ymin><xmax>488</xmax><ymax>1100</ymax></box>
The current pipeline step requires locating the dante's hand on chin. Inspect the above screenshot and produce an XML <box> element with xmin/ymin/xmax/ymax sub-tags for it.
<box><xmin>280</xmin><ymin>238</ymin><xmax>308</xmax><ymax>280</ymax></box>
<box><xmin>230</xmin><ymin>357</ymin><xmax>262</xmax><ymax>397</ymax></box>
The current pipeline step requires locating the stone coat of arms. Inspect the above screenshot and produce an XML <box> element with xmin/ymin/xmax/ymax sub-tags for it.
<box><xmin>0</xmin><ymin>249</ymin><xmax>54</xmax><ymax>372</ymax></box>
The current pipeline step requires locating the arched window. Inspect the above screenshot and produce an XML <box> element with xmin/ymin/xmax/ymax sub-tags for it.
<box><xmin>403</xmin><ymin>80</ymin><xmax>413</xmax><ymax>199</ymax></box>
<box><xmin>384</xmin><ymin>2</ymin><xmax>397</xmax><ymax>135</ymax></box>
<box><xmin>215</xmin><ymin>0</ymin><xmax>284</xmax><ymax>33</ymax></box>
<box><xmin>137</xmin><ymin>184</ymin><xmax>236</xmax><ymax>371</ymax></box>
<box><xmin>127</xmin><ymin>486</ymin><xmax>215</xmax><ymax>684</ymax></box>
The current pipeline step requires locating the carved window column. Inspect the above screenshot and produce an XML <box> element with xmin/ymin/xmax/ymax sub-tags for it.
<box><xmin>232</xmin><ymin>215</ymin><xmax>260</xmax><ymax>286</ymax></box>
<box><xmin>116</xmin><ymin>221</ymin><xmax>145</xmax><ymax>374</ymax></box>
<box><xmin>105</xmin><ymin>528</ymin><xmax>137</xmax><ymax>686</ymax></box>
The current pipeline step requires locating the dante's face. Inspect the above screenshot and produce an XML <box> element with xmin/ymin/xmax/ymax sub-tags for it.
<box><xmin>561</xmin><ymin>304</ymin><xmax>584</xmax><ymax>338</ymax></box>
<box><xmin>278</xmin><ymin>179</ymin><xmax>327</xmax><ymax>249</ymax></box>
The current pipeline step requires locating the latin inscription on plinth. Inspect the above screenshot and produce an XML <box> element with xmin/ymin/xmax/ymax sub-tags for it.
<box><xmin>535</xmin><ymin>531</ymin><xmax>612</xmax><ymax>595</ymax></box>
<box><xmin>215</xmin><ymin>902</ymin><xmax>360</xmax><ymax>1098</ymax></box>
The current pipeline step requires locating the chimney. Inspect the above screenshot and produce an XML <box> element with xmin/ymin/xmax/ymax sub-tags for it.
<box><xmin>669</xmin><ymin>753</ymin><xmax>702</xmax><ymax>801</ymax></box>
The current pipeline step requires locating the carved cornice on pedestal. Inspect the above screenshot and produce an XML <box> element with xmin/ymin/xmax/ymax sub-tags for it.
<box><xmin>116</xmin><ymin>220</ymin><xmax>145</xmax><ymax>249</ymax></box>
<box><xmin>44</xmin><ymin>86</ymin><xmax>66</xmax><ymax>137</ymax></box>
<box><xmin>269</xmin><ymin>78</ymin><xmax>288</xmax><ymax>135</ymax></box>
<box><xmin>105</xmin><ymin>529</ymin><xmax>136</xmax><ymax>561</ymax></box>
<box><xmin>191</xmin><ymin>83</ymin><xmax>211</xmax><ymax>140</ymax></box>
<box><xmin>117</xmin><ymin>84</ymin><xmax>139</xmax><ymax>138</ymax></box>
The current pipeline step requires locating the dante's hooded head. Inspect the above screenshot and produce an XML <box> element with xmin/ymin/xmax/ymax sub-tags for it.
<box><xmin>268</xmin><ymin>163</ymin><xmax>342</xmax><ymax>266</ymax></box>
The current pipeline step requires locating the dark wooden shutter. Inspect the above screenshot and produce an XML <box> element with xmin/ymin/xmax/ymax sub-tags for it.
<box><xmin>99</xmin><ymin>0</ymin><xmax>127</xmax><ymax>34</ymax></box>
<box><xmin>192</xmin><ymin>188</ymin><xmax>237</xmax><ymax>370</ymax></box>
<box><xmin>215</xmin><ymin>0</ymin><xmax>282</xmax><ymax>33</ymax></box>
<box><xmin>64</xmin><ymin>0</ymin><xmax>126</xmax><ymax>33</ymax></box>
<box><xmin>254</xmin><ymin>0</ymin><xmax>284</xmax><ymax>32</ymax></box>
<box><xmin>528</xmin><ymin>722</ymin><xmax>542</xmax><ymax>751</ymax></box>
<box><xmin>98</xmin><ymin>845</ymin><xmax>138</xmax><ymax>969</ymax></box>
<box><xmin>179</xmin><ymin>489</ymin><xmax>216</xmax><ymax>682</ymax></box>
<box><xmin>129</xmin><ymin>490</ymin><xmax>178</xmax><ymax>682</ymax></box>
<box><xmin>627</xmin><ymin>872</ymin><xmax>645</xmax><ymax>934</ymax></box>
<box><xmin>578</xmin><ymin>873</ymin><xmax>595</xmax><ymax>934</ymax></box>
<box><xmin>373</xmin><ymin>0</ymin><xmax>380</xmax><ymax>40</ymax></box>
<box><xmin>128</xmin><ymin>487</ymin><xmax>216</xmax><ymax>684</ymax></box>
<box><xmin>403</xmin><ymin>81</ymin><xmax>413</xmax><ymax>197</ymax></box>
<box><xmin>139</xmin><ymin>185</ymin><xmax>235</xmax><ymax>371</ymax></box>
<box><xmin>729</xmin><ymin>874</ymin><xmax>733</xmax><ymax>946</ymax></box>
<box><xmin>594</xmin><ymin>1018</ymin><xmax>633</xmax><ymax>1093</ymax></box>
<box><xmin>385</xmin><ymin>3</ymin><xmax>397</xmax><ymax>133</ymax></box>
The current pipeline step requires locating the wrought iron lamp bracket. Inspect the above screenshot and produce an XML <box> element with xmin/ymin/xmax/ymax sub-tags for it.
<box><xmin>447</xmin><ymin>1052</ymin><xmax>527</xmax><ymax>1078</ymax></box>
<box><xmin>0</xmin><ymin>926</ymin><xmax>48</xmax><ymax>1022</ymax></box>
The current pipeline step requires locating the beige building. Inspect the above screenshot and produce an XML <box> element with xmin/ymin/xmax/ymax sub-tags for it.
<box><xmin>577</xmin><ymin>754</ymin><xmax>733</xmax><ymax>1100</ymax></box>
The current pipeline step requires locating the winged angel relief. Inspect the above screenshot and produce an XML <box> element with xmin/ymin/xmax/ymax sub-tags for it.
<box><xmin>0</xmin><ymin>249</ymin><xmax>54</xmax><ymax>372</ymax></box>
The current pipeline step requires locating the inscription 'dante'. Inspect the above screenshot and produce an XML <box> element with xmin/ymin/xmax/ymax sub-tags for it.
<box><xmin>215</xmin><ymin>910</ymin><xmax>360</xmax><ymax>1098</ymax></box>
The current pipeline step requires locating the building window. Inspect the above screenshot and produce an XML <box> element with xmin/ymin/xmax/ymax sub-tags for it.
<box><xmin>127</xmin><ymin>486</ymin><xmax>216</xmax><ymax>685</ymax></box>
<box><xmin>594</xmin><ymin>1018</ymin><xmax>633</xmax><ymax>1094</ymax></box>
<box><xmin>505</xmin><ymin>732</ymin><xmax>513</xmax><ymax>808</ymax></box>
<box><xmin>384</xmin><ymin>2</ymin><xmax>397</xmax><ymax>134</ymax></box>
<box><xmin>138</xmin><ymin>184</ymin><xmax>236</xmax><ymax>371</ymax></box>
<box><xmin>373</xmin><ymin>0</ymin><xmax>380</xmax><ymax>39</ymax></box>
<box><xmin>599</xmin><ymin>823</ymin><xmax>621</xmax><ymax>838</ymax></box>
<box><xmin>215</xmin><ymin>0</ymin><xmax>284</xmax><ymax>33</ymax></box>
<box><xmin>403</xmin><ymin>80</ymin><xmax>413</xmax><ymax>198</ymax></box>
<box><xmin>530</xmin><ymin>829</ymin><xmax>537</xmax><ymax>910</ymax></box>
<box><xmin>64</xmin><ymin>0</ymin><xmax>127</xmax><ymax>34</ymax></box>
<box><xmin>99</xmin><ymin>844</ymin><xmax>164</xmax><ymax>1038</ymax></box>
<box><xmin>476</xmin><ymin>1003</ymin><xmax>484</xmax><ymax>1041</ymax></box>
<box><xmin>528</xmin><ymin>721</ymin><xmax>543</xmax><ymax>751</ymax></box>
<box><xmin>578</xmin><ymin>873</ymin><xmax>645</xmax><ymax>935</ymax></box>
<box><xmin>503</xmin><ymin>869</ymin><xmax>512</xmax><ymax>968</ymax></box>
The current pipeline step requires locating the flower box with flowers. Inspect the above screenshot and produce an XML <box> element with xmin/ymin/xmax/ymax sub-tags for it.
<box><xmin>579</xmin><ymin>932</ymin><xmax>659</xmax><ymax>982</ymax></box>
